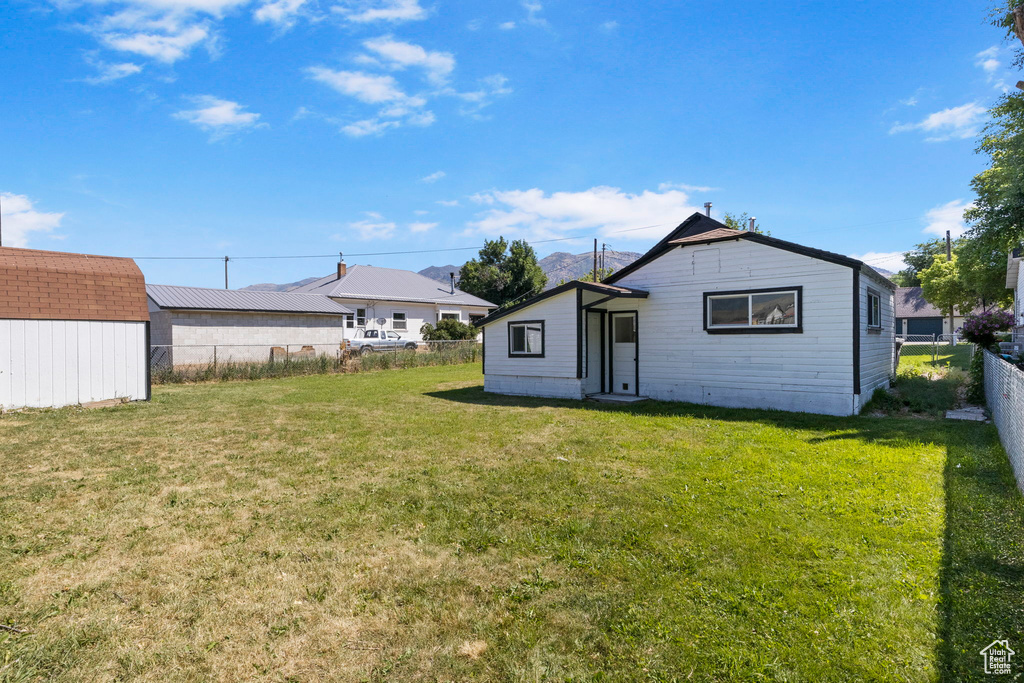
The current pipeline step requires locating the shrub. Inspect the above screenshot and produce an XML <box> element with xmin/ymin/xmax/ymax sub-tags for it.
<box><xmin>959</xmin><ymin>310</ymin><xmax>1014</xmax><ymax>349</ymax></box>
<box><xmin>967</xmin><ymin>348</ymin><xmax>986</xmax><ymax>405</ymax></box>
<box><xmin>420</xmin><ymin>319</ymin><xmax>479</xmax><ymax>341</ymax></box>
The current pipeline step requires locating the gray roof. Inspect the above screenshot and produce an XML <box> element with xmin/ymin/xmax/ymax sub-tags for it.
<box><xmin>146</xmin><ymin>284</ymin><xmax>353</xmax><ymax>315</ymax></box>
<box><xmin>291</xmin><ymin>265</ymin><xmax>496</xmax><ymax>307</ymax></box>
<box><xmin>895</xmin><ymin>286</ymin><xmax>995</xmax><ymax>318</ymax></box>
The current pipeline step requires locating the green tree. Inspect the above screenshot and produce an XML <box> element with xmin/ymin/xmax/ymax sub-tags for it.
<box><xmin>419</xmin><ymin>319</ymin><xmax>478</xmax><ymax>340</ymax></box>
<box><xmin>965</xmin><ymin>92</ymin><xmax>1024</xmax><ymax>253</ymax></box>
<box><xmin>956</xmin><ymin>234</ymin><xmax>1014</xmax><ymax>309</ymax></box>
<box><xmin>919</xmin><ymin>255</ymin><xmax>976</xmax><ymax>326</ymax></box>
<box><xmin>458</xmin><ymin>237</ymin><xmax>547</xmax><ymax>308</ymax></box>
<box><xmin>557</xmin><ymin>266</ymin><xmax>615</xmax><ymax>287</ymax></box>
<box><xmin>722</xmin><ymin>212</ymin><xmax>768</xmax><ymax>235</ymax></box>
<box><xmin>892</xmin><ymin>239</ymin><xmax>956</xmax><ymax>287</ymax></box>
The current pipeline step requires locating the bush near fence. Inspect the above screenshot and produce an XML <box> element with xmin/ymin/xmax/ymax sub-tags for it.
<box><xmin>150</xmin><ymin>341</ymin><xmax>480</xmax><ymax>384</ymax></box>
<box><xmin>984</xmin><ymin>350</ymin><xmax>1024</xmax><ymax>492</ymax></box>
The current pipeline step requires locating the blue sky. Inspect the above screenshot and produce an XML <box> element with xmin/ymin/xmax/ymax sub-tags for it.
<box><xmin>0</xmin><ymin>0</ymin><xmax>1013</xmax><ymax>288</ymax></box>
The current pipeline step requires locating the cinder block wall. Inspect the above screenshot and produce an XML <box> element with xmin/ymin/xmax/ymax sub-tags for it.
<box><xmin>167</xmin><ymin>311</ymin><xmax>346</xmax><ymax>347</ymax></box>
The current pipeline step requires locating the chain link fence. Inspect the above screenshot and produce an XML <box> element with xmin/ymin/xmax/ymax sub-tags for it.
<box><xmin>895</xmin><ymin>334</ymin><xmax>974</xmax><ymax>370</ymax></box>
<box><xmin>150</xmin><ymin>340</ymin><xmax>481</xmax><ymax>383</ymax></box>
<box><xmin>984</xmin><ymin>351</ymin><xmax>1024</xmax><ymax>492</ymax></box>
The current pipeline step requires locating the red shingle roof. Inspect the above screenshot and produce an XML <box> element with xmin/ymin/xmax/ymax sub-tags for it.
<box><xmin>0</xmin><ymin>247</ymin><xmax>149</xmax><ymax>322</ymax></box>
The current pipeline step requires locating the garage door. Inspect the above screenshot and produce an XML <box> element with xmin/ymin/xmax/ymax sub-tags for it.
<box><xmin>906</xmin><ymin>317</ymin><xmax>943</xmax><ymax>337</ymax></box>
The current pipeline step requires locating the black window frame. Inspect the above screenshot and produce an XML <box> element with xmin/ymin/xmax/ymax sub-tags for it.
<box><xmin>507</xmin><ymin>320</ymin><xmax>545</xmax><ymax>358</ymax></box>
<box><xmin>703</xmin><ymin>286</ymin><xmax>803</xmax><ymax>334</ymax></box>
<box><xmin>866</xmin><ymin>288</ymin><xmax>882</xmax><ymax>329</ymax></box>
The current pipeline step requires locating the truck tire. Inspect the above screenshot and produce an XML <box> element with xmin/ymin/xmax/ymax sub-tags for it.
<box><xmin>360</xmin><ymin>345</ymin><xmax>374</xmax><ymax>355</ymax></box>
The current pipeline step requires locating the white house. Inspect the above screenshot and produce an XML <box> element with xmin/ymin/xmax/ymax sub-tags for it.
<box><xmin>292</xmin><ymin>262</ymin><xmax>495</xmax><ymax>341</ymax></box>
<box><xmin>1007</xmin><ymin>247</ymin><xmax>1024</xmax><ymax>341</ymax></box>
<box><xmin>147</xmin><ymin>284</ymin><xmax>352</xmax><ymax>366</ymax></box>
<box><xmin>0</xmin><ymin>246</ymin><xmax>150</xmax><ymax>410</ymax></box>
<box><xmin>475</xmin><ymin>213</ymin><xmax>896</xmax><ymax>417</ymax></box>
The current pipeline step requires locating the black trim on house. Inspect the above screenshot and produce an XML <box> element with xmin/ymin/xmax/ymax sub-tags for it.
<box><xmin>576</xmin><ymin>288</ymin><xmax>583</xmax><ymax>379</ymax></box>
<box><xmin>473</xmin><ymin>280</ymin><xmax>648</xmax><ymax>328</ymax></box>
<box><xmin>600</xmin><ymin>310</ymin><xmax>606</xmax><ymax>393</ymax></box>
<box><xmin>602</xmin><ymin>213</ymin><xmax>710</xmax><ymax>285</ymax></box>
<box><xmin>507</xmin><ymin>319</ymin><xmax>546</xmax><ymax>358</ymax></box>
<box><xmin>853</xmin><ymin>269</ymin><xmax>861</xmax><ymax>396</ymax></box>
<box><xmin>144</xmin><ymin>320</ymin><xmax>152</xmax><ymax>401</ymax></box>
<box><xmin>702</xmin><ymin>286</ymin><xmax>804</xmax><ymax>335</ymax></box>
<box><xmin>481</xmin><ymin>326</ymin><xmax>485</xmax><ymax>375</ymax></box>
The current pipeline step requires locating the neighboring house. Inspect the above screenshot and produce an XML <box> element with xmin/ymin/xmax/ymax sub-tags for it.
<box><xmin>292</xmin><ymin>262</ymin><xmax>496</xmax><ymax>341</ymax></box>
<box><xmin>895</xmin><ymin>286</ymin><xmax>1011</xmax><ymax>338</ymax></box>
<box><xmin>1007</xmin><ymin>247</ymin><xmax>1024</xmax><ymax>341</ymax></box>
<box><xmin>475</xmin><ymin>213</ymin><xmax>896</xmax><ymax>417</ymax></box>
<box><xmin>0</xmin><ymin>246</ymin><xmax>150</xmax><ymax>410</ymax></box>
<box><xmin>147</xmin><ymin>284</ymin><xmax>352</xmax><ymax>365</ymax></box>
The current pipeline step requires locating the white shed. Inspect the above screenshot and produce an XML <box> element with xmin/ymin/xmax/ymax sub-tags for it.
<box><xmin>0</xmin><ymin>246</ymin><xmax>150</xmax><ymax>410</ymax></box>
<box><xmin>476</xmin><ymin>213</ymin><xmax>896</xmax><ymax>417</ymax></box>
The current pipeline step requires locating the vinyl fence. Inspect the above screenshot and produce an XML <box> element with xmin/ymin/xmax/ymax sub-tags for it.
<box><xmin>984</xmin><ymin>350</ymin><xmax>1024</xmax><ymax>492</ymax></box>
<box><xmin>149</xmin><ymin>340</ymin><xmax>481</xmax><ymax>384</ymax></box>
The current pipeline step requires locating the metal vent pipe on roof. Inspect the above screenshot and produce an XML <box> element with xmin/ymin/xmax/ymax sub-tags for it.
<box><xmin>449</xmin><ymin>272</ymin><xmax>455</xmax><ymax>294</ymax></box>
<box><xmin>749</xmin><ymin>217</ymin><xmax>756</xmax><ymax>231</ymax></box>
<box><xmin>704</xmin><ymin>202</ymin><xmax>712</xmax><ymax>217</ymax></box>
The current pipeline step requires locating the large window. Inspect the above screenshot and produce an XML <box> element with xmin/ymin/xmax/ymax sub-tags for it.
<box><xmin>508</xmin><ymin>320</ymin><xmax>544</xmax><ymax>357</ymax></box>
<box><xmin>440</xmin><ymin>312</ymin><xmax>459</xmax><ymax>321</ymax></box>
<box><xmin>867</xmin><ymin>289</ymin><xmax>881</xmax><ymax>329</ymax></box>
<box><xmin>392</xmin><ymin>312</ymin><xmax>407</xmax><ymax>331</ymax></box>
<box><xmin>704</xmin><ymin>287</ymin><xmax>801</xmax><ymax>334</ymax></box>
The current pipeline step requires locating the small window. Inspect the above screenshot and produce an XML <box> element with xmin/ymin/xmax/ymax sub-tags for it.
<box><xmin>469</xmin><ymin>314</ymin><xmax>484</xmax><ymax>324</ymax></box>
<box><xmin>613</xmin><ymin>315</ymin><xmax>636</xmax><ymax>343</ymax></box>
<box><xmin>508</xmin><ymin>321</ymin><xmax>544</xmax><ymax>357</ymax></box>
<box><xmin>867</xmin><ymin>290</ymin><xmax>881</xmax><ymax>329</ymax></box>
<box><xmin>704</xmin><ymin>288</ymin><xmax>801</xmax><ymax>333</ymax></box>
<box><xmin>440</xmin><ymin>312</ymin><xmax>459</xmax><ymax>321</ymax></box>
<box><xmin>344</xmin><ymin>314</ymin><xmax>354</xmax><ymax>329</ymax></box>
<box><xmin>392</xmin><ymin>312</ymin><xmax>407</xmax><ymax>331</ymax></box>
<box><xmin>356</xmin><ymin>308</ymin><xmax>366</xmax><ymax>327</ymax></box>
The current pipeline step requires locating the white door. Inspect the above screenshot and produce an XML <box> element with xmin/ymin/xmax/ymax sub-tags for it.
<box><xmin>610</xmin><ymin>312</ymin><xmax>637</xmax><ymax>395</ymax></box>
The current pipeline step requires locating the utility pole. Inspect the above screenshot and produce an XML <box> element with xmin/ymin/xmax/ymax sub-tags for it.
<box><xmin>601</xmin><ymin>242</ymin><xmax>606</xmax><ymax>278</ymax></box>
<box><xmin>224</xmin><ymin>256</ymin><xmax>229</xmax><ymax>289</ymax></box>
<box><xmin>946</xmin><ymin>230</ymin><xmax>953</xmax><ymax>338</ymax></box>
<box><xmin>593</xmin><ymin>238</ymin><xmax>598</xmax><ymax>282</ymax></box>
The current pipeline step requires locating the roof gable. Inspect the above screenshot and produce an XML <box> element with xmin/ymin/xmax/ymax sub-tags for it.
<box><xmin>0</xmin><ymin>246</ymin><xmax>149</xmax><ymax>322</ymax></box>
<box><xmin>292</xmin><ymin>265</ymin><xmax>496</xmax><ymax>307</ymax></box>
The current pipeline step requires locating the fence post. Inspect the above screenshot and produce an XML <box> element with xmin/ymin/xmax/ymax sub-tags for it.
<box><xmin>932</xmin><ymin>335</ymin><xmax>937</xmax><ymax>363</ymax></box>
<box><xmin>213</xmin><ymin>345</ymin><xmax>217</xmax><ymax>369</ymax></box>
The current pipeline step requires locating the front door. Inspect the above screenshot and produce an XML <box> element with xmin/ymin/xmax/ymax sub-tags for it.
<box><xmin>610</xmin><ymin>312</ymin><xmax>637</xmax><ymax>395</ymax></box>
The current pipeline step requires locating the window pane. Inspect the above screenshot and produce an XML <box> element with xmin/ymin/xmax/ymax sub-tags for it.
<box><xmin>710</xmin><ymin>295</ymin><xmax>749</xmax><ymax>326</ymax></box>
<box><xmin>526</xmin><ymin>325</ymin><xmax>543</xmax><ymax>353</ymax></box>
<box><xmin>613</xmin><ymin>316</ymin><xmax>636</xmax><ymax>343</ymax></box>
<box><xmin>511</xmin><ymin>325</ymin><xmax>526</xmax><ymax>352</ymax></box>
<box><xmin>393</xmin><ymin>313</ymin><xmax>407</xmax><ymax>330</ymax></box>
<box><xmin>751</xmin><ymin>292</ymin><xmax>796</xmax><ymax>325</ymax></box>
<box><xmin>441</xmin><ymin>313</ymin><xmax>458</xmax><ymax>321</ymax></box>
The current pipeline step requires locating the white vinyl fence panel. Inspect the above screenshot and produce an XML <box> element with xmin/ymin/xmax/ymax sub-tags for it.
<box><xmin>984</xmin><ymin>350</ymin><xmax>1024</xmax><ymax>492</ymax></box>
<box><xmin>0</xmin><ymin>319</ymin><xmax>148</xmax><ymax>410</ymax></box>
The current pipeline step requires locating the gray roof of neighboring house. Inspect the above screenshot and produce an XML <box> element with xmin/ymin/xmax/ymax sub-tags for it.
<box><xmin>895</xmin><ymin>286</ymin><xmax>995</xmax><ymax>318</ymax></box>
<box><xmin>291</xmin><ymin>265</ymin><xmax>496</xmax><ymax>307</ymax></box>
<box><xmin>146</xmin><ymin>284</ymin><xmax>353</xmax><ymax>315</ymax></box>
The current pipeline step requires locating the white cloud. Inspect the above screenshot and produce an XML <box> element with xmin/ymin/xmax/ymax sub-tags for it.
<box><xmin>522</xmin><ymin>0</ymin><xmax>546</xmax><ymax>26</ymax></box>
<box><xmin>436</xmin><ymin>199</ymin><xmax>460</xmax><ymax>207</ymax></box>
<box><xmin>101</xmin><ymin>22</ymin><xmax>212</xmax><ymax>63</ymax></box>
<box><xmin>308</xmin><ymin>68</ymin><xmax>411</xmax><ymax>104</ymax></box>
<box><xmin>0</xmin><ymin>192</ymin><xmax>65</xmax><ymax>248</ymax></box>
<box><xmin>600</xmin><ymin>20</ymin><xmax>618</xmax><ymax>31</ymax></box>
<box><xmin>254</xmin><ymin>0</ymin><xmax>307</xmax><ymax>27</ymax></box>
<box><xmin>498</xmin><ymin>21</ymin><xmax>516</xmax><ymax>30</ymax></box>
<box><xmin>347</xmin><ymin>218</ymin><xmax>396</xmax><ymax>240</ymax></box>
<box><xmin>922</xmin><ymin>199</ymin><xmax>972</xmax><ymax>238</ymax></box>
<box><xmin>83</xmin><ymin>57</ymin><xmax>143</xmax><ymax>84</ymax></box>
<box><xmin>409</xmin><ymin>221</ymin><xmax>436</xmax><ymax>232</ymax></box>
<box><xmin>467</xmin><ymin>185</ymin><xmax>703</xmax><ymax>241</ymax></box>
<box><xmin>335</xmin><ymin>0</ymin><xmax>426</xmax><ymax>23</ymax></box>
<box><xmin>849</xmin><ymin>251</ymin><xmax>908</xmax><ymax>273</ymax></box>
<box><xmin>362</xmin><ymin>35</ymin><xmax>455</xmax><ymax>85</ymax></box>
<box><xmin>413</xmin><ymin>209</ymin><xmax>429</xmax><ymax>215</ymax></box>
<box><xmin>658</xmin><ymin>182</ymin><xmax>719</xmax><ymax>193</ymax></box>
<box><xmin>889</xmin><ymin>102</ymin><xmax>986</xmax><ymax>142</ymax></box>
<box><xmin>975</xmin><ymin>46</ymin><xmax>1000</xmax><ymax>73</ymax></box>
<box><xmin>420</xmin><ymin>170</ymin><xmax>446</xmax><ymax>183</ymax></box>
<box><xmin>173</xmin><ymin>95</ymin><xmax>264</xmax><ymax>138</ymax></box>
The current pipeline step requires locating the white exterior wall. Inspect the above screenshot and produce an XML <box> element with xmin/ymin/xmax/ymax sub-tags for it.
<box><xmin>1015</xmin><ymin>264</ymin><xmax>1024</xmax><ymax>342</ymax></box>
<box><xmin>482</xmin><ymin>289</ymin><xmax>583</xmax><ymax>400</ymax></box>
<box><xmin>858</xmin><ymin>271</ymin><xmax>895</xmax><ymax>411</ymax></box>
<box><xmin>0</xmin><ymin>319</ymin><xmax>148</xmax><ymax>410</ymax></box>
<box><xmin>608</xmin><ymin>241</ymin><xmax>860</xmax><ymax>416</ymax></box>
<box><xmin>330</xmin><ymin>298</ymin><xmax>491</xmax><ymax>342</ymax></box>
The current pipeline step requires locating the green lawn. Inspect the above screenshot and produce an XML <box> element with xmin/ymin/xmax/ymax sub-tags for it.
<box><xmin>899</xmin><ymin>344</ymin><xmax>974</xmax><ymax>372</ymax></box>
<box><xmin>1</xmin><ymin>363</ymin><xmax>1022</xmax><ymax>681</ymax></box>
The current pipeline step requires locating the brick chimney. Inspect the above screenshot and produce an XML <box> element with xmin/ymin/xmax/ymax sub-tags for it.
<box><xmin>337</xmin><ymin>261</ymin><xmax>347</xmax><ymax>279</ymax></box>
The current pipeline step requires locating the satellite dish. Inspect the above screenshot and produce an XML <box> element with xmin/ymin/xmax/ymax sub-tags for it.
<box><xmin>376</xmin><ymin>317</ymin><xmax>387</xmax><ymax>325</ymax></box>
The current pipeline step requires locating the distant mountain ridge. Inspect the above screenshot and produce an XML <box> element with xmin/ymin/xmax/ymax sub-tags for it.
<box><xmin>415</xmin><ymin>251</ymin><xmax>644</xmax><ymax>290</ymax></box>
<box><xmin>416</xmin><ymin>264</ymin><xmax>461</xmax><ymax>285</ymax></box>
<box><xmin>240</xmin><ymin>276</ymin><xmax>321</xmax><ymax>292</ymax></box>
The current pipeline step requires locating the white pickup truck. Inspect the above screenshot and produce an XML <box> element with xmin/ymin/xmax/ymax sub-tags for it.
<box><xmin>352</xmin><ymin>330</ymin><xmax>418</xmax><ymax>354</ymax></box>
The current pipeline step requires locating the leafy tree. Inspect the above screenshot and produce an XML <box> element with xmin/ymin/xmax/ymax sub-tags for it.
<box><xmin>419</xmin><ymin>319</ymin><xmax>478</xmax><ymax>341</ymax></box>
<box><xmin>965</xmin><ymin>92</ymin><xmax>1024</xmax><ymax>254</ymax></box>
<box><xmin>956</xmin><ymin>234</ymin><xmax>1014</xmax><ymax>309</ymax></box>
<box><xmin>919</xmin><ymin>254</ymin><xmax>976</xmax><ymax>324</ymax></box>
<box><xmin>722</xmin><ymin>212</ymin><xmax>768</xmax><ymax>235</ymax></box>
<box><xmin>892</xmin><ymin>239</ymin><xmax>957</xmax><ymax>287</ymax></box>
<box><xmin>557</xmin><ymin>267</ymin><xmax>615</xmax><ymax>286</ymax></box>
<box><xmin>458</xmin><ymin>238</ymin><xmax>547</xmax><ymax>308</ymax></box>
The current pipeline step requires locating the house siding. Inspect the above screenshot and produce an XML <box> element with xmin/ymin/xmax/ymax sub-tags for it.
<box><xmin>858</xmin><ymin>270</ymin><xmax>895</xmax><ymax>411</ymax></box>
<box><xmin>607</xmin><ymin>240</ymin><xmax>859</xmax><ymax>416</ymax></box>
<box><xmin>482</xmin><ymin>289</ymin><xmax>583</xmax><ymax>399</ymax></box>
